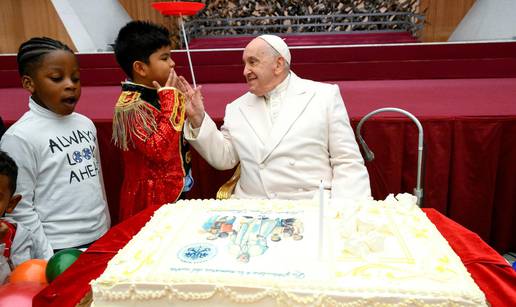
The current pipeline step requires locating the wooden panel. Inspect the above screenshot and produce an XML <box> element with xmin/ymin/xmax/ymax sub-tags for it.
<box><xmin>420</xmin><ymin>0</ymin><xmax>476</xmax><ymax>42</ymax></box>
<box><xmin>118</xmin><ymin>0</ymin><xmax>167</xmax><ymax>23</ymax></box>
<box><xmin>118</xmin><ymin>0</ymin><xmax>180</xmax><ymax>48</ymax></box>
<box><xmin>0</xmin><ymin>0</ymin><xmax>75</xmax><ymax>54</ymax></box>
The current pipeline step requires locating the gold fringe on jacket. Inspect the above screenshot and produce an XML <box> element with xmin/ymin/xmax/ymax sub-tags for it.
<box><xmin>112</xmin><ymin>91</ymin><xmax>158</xmax><ymax>151</ymax></box>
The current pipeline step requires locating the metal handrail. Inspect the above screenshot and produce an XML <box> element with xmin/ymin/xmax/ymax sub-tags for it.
<box><xmin>184</xmin><ymin>12</ymin><xmax>425</xmax><ymax>39</ymax></box>
<box><xmin>188</xmin><ymin>12</ymin><xmax>423</xmax><ymax>23</ymax></box>
<box><xmin>192</xmin><ymin>21</ymin><xmax>416</xmax><ymax>31</ymax></box>
<box><xmin>187</xmin><ymin>12</ymin><xmax>425</xmax><ymax>22</ymax></box>
<box><xmin>355</xmin><ymin>107</ymin><xmax>424</xmax><ymax>207</ymax></box>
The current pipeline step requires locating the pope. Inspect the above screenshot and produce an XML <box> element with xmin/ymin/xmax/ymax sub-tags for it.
<box><xmin>183</xmin><ymin>34</ymin><xmax>371</xmax><ymax>200</ymax></box>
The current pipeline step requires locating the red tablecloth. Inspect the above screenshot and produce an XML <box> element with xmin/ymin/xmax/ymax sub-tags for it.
<box><xmin>33</xmin><ymin>208</ymin><xmax>516</xmax><ymax>307</ymax></box>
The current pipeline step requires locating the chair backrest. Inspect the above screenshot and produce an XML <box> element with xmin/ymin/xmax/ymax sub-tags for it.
<box><xmin>216</xmin><ymin>164</ymin><xmax>241</xmax><ymax>199</ymax></box>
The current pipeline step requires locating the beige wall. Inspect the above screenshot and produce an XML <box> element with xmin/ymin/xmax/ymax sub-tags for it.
<box><xmin>119</xmin><ymin>0</ymin><xmax>168</xmax><ymax>23</ymax></box>
<box><xmin>118</xmin><ymin>0</ymin><xmax>180</xmax><ymax>48</ymax></box>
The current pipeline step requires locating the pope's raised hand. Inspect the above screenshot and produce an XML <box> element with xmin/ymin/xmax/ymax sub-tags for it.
<box><xmin>178</xmin><ymin>76</ymin><xmax>205</xmax><ymax>128</ymax></box>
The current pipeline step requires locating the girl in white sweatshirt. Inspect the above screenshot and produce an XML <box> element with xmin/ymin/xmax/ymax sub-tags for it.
<box><xmin>0</xmin><ymin>37</ymin><xmax>110</xmax><ymax>257</ymax></box>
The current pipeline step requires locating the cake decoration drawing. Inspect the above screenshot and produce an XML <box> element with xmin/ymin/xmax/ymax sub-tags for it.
<box><xmin>201</xmin><ymin>214</ymin><xmax>304</xmax><ymax>263</ymax></box>
<box><xmin>178</xmin><ymin>243</ymin><xmax>217</xmax><ymax>263</ymax></box>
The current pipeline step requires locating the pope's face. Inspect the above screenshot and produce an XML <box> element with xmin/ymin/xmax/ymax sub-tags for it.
<box><xmin>242</xmin><ymin>38</ymin><xmax>281</xmax><ymax>97</ymax></box>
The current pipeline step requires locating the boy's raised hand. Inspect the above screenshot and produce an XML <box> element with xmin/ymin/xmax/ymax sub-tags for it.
<box><xmin>152</xmin><ymin>69</ymin><xmax>179</xmax><ymax>90</ymax></box>
<box><xmin>178</xmin><ymin>76</ymin><xmax>205</xmax><ymax>128</ymax></box>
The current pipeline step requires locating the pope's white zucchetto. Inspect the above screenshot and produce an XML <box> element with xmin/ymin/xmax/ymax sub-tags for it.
<box><xmin>258</xmin><ymin>34</ymin><xmax>291</xmax><ymax>65</ymax></box>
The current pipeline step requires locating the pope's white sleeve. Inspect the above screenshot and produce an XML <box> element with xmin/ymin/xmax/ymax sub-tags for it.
<box><xmin>184</xmin><ymin>118</ymin><xmax>202</xmax><ymax>139</ymax></box>
<box><xmin>184</xmin><ymin>111</ymin><xmax>239</xmax><ymax>170</ymax></box>
<box><xmin>0</xmin><ymin>134</ymin><xmax>54</xmax><ymax>257</ymax></box>
<box><xmin>327</xmin><ymin>84</ymin><xmax>371</xmax><ymax>200</ymax></box>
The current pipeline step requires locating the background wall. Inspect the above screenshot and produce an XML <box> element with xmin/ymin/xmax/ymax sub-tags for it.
<box><xmin>0</xmin><ymin>0</ymin><xmax>477</xmax><ymax>53</ymax></box>
<box><xmin>0</xmin><ymin>0</ymin><xmax>76</xmax><ymax>53</ymax></box>
<box><xmin>118</xmin><ymin>0</ymin><xmax>180</xmax><ymax>48</ymax></box>
<box><xmin>419</xmin><ymin>0</ymin><xmax>476</xmax><ymax>42</ymax></box>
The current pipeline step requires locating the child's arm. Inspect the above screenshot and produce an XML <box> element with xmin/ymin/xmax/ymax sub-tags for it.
<box><xmin>4</xmin><ymin>219</ymin><xmax>33</xmax><ymax>266</ymax></box>
<box><xmin>0</xmin><ymin>135</ymin><xmax>54</xmax><ymax>258</ymax></box>
<box><xmin>94</xmin><ymin>133</ymin><xmax>111</xmax><ymax>227</ymax></box>
<box><xmin>130</xmin><ymin>70</ymin><xmax>186</xmax><ymax>163</ymax></box>
<box><xmin>129</xmin><ymin>87</ymin><xmax>185</xmax><ymax>163</ymax></box>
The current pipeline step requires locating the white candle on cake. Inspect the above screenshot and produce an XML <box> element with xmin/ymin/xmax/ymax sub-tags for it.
<box><xmin>318</xmin><ymin>180</ymin><xmax>324</xmax><ymax>260</ymax></box>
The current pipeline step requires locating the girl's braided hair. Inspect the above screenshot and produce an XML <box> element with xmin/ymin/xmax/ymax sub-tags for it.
<box><xmin>17</xmin><ymin>37</ymin><xmax>74</xmax><ymax>76</ymax></box>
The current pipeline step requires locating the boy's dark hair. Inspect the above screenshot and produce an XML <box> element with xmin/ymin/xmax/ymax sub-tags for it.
<box><xmin>113</xmin><ymin>20</ymin><xmax>171</xmax><ymax>79</ymax></box>
<box><xmin>0</xmin><ymin>151</ymin><xmax>18</xmax><ymax>195</ymax></box>
<box><xmin>17</xmin><ymin>37</ymin><xmax>74</xmax><ymax>77</ymax></box>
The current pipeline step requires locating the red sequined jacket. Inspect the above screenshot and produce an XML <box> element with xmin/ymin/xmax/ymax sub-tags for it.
<box><xmin>112</xmin><ymin>82</ymin><xmax>191</xmax><ymax>221</ymax></box>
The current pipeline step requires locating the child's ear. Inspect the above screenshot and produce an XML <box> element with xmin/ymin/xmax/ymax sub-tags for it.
<box><xmin>132</xmin><ymin>61</ymin><xmax>147</xmax><ymax>78</ymax></box>
<box><xmin>21</xmin><ymin>75</ymin><xmax>35</xmax><ymax>93</ymax></box>
<box><xmin>6</xmin><ymin>194</ymin><xmax>21</xmax><ymax>213</ymax></box>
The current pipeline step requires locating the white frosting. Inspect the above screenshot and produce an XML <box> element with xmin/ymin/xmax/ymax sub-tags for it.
<box><xmin>91</xmin><ymin>196</ymin><xmax>487</xmax><ymax>307</ymax></box>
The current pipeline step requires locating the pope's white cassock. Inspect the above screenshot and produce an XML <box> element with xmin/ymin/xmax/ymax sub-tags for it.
<box><xmin>185</xmin><ymin>72</ymin><xmax>371</xmax><ymax>200</ymax></box>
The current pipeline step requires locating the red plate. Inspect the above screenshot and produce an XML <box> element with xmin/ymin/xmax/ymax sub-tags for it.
<box><xmin>151</xmin><ymin>1</ymin><xmax>205</xmax><ymax>16</ymax></box>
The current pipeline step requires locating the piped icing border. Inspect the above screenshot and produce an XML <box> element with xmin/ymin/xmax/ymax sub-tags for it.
<box><xmin>93</xmin><ymin>284</ymin><xmax>484</xmax><ymax>306</ymax></box>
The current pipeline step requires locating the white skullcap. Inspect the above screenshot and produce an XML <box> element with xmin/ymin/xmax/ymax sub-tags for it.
<box><xmin>258</xmin><ymin>34</ymin><xmax>291</xmax><ymax>65</ymax></box>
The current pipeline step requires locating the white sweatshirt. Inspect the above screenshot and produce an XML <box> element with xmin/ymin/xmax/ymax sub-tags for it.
<box><xmin>0</xmin><ymin>98</ymin><xmax>110</xmax><ymax>255</ymax></box>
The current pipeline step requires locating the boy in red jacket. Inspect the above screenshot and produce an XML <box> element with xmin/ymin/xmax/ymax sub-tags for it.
<box><xmin>112</xmin><ymin>21</ymin><xmax>193</xmax><ymax>221</ymax></box>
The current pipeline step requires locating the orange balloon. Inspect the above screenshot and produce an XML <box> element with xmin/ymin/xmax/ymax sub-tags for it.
<box><xmin>9</xmin><ymin>259</ymin><xmax>48</xmax><ymax>285</ymax></box>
